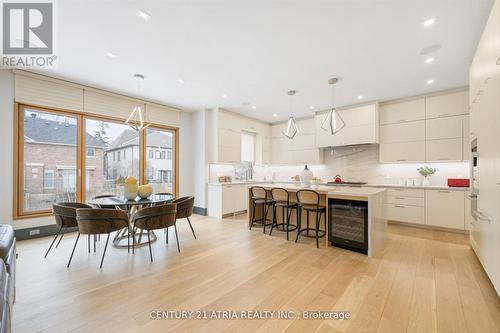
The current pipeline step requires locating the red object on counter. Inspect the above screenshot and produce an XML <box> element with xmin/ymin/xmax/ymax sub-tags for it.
<box><xmin>334</xmin><ymin>174</ymin><xmax>342</xmax><ymax>183</ymax></box>
<box><xmin>447</xmin><ymin>178</ymin><xmax>470</xmax><ymax>187</ymax></box>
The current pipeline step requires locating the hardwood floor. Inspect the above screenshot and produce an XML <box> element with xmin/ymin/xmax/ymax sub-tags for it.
<box><xmin>12</xmin><ymin>214</ymin><xmax>500</xmax><ymax>333</ymax></box>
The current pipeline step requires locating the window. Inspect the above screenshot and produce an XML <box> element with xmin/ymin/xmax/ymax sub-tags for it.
<box><xmin>146</xmin><ymin>128</ymin><xmax>176</xmax><ymax>195</ymax></box>
<box><xmin>15</xmin><ymin>105</ymin><xmax>178</xmax><ymax>218</ymax></box>
<box><xmin>17</xmin><ymin>107</ymin><xmax>78</xmax><ymax>213</ymax></box>
<box><xmin>85</xmin><ymin>118</ymin><xmax>139</xmax><ymax>200</ymax></box>
<box><xmin>241</xmin><ymin>131</ymin><xmax>256</xmax><ymax>163</ymax></box>
<box><xmin>43</xmin><ymin>170</ymin><xmax>54</xmax><ymax>189</ymax></box>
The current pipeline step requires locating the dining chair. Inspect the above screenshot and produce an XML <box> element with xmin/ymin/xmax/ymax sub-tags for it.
<box><xmin>171</xmin><ymin>196</ymin><xmax>196</xmax><ymax>239</ymax></box>
<box><xmin>131</xmin><ymin>203</ymin><xmax>178</xmax><ymax>262</ymax></box>
<box><xmin>295</xmin><ymin>189</ymin><xmax>326</xmax><ymax>248</ymax></box>
<box><xmin>153</xmin><ymin>192</ymin><xmax>174</xmax><ymax>206</ymax></box>
<box><xmin>69</xmin><ymin>208</ymin><xmax>129</xmax><ymax>268</ymax></box>
<box><xmin>46</xmin><ymin>202</ymin><xmax>92</xmax><ymax>258</ymax></box>
<box><xmin>89</xmin><ymin>194</ymin><xmax>118</xmax><ymax>243</ymax></box>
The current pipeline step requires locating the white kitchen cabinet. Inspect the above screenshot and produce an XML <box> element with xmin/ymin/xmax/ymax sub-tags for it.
<box><xmin>386</xmin><ymin>204</ymin><xmax>425</xmax><ymax>225</ymax></box>
<box><xmin>207</xmin><ymin>183</ymin><xmax>249</xmax><ymax>218</ymax></box>
<box><xmin>379</xmin><ymin>141</ymin><xmax>425</xmax><ymax>163</ymax></box>
<box><xmin>426</xmin><ymin>190</ymin><xmax>465</xmax><ymax>229</ymax></box>
<box><xmin>379</xmin><ymin>120</ymin><xmax>425</xmax><ymax>143</ymax></box>
<box><xmin>315</xmin><ymin>103</ymin><xmax>379</xmax><ymax>147</ymax></box>
<box><xmin>426</xmin><ymin>91</ymin><xmax>467</xmax><ymax>119</ymax></box>
<box><xmin>425</xmin><ymin>115</ymin><xmax>463</xmax><ymax>140</ymax></box>
<box><xmin>386</xmin><ymin>188</ymin><xmax>425</xmax><ymax>198</ymax></box>
<box><xmin>385</xmin><ymin>195</ymin><xmax>424</xmax><ymax>206</ymax></box>
<box><xmin>425</xmin><ymin>138</ymin><xmax>463</xmax><ymax>161</ymax></box>
<box><xmin>463</xmin><ymin>115</ymin><xmax>470</xmax><ymax>160</ymax></box>
<box><xmin>271</xmin><ymin>117</ymin><xmax>323</xmax><ymax>164</ymax></box>
<box><xmin>379</xmin><ymin>98</ymin><xmax>425</xmax><ymax>125</ymax></box>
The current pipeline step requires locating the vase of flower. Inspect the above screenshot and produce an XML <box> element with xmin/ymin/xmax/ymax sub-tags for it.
<box><xmin>299</xmin><ymin>165</ymin><xmax>313</xmax><ymax>188</ymax></box>
<box><xmin>417</xmin><ymin>166</ymin><xmax>437</xmax><ymax>186</ymax></box>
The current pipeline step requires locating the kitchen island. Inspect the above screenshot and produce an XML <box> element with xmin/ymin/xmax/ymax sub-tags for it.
<box><xmin>248</xmin><ymin>183</ymin><xmax>387</xmax><ymax>257</ymax></box>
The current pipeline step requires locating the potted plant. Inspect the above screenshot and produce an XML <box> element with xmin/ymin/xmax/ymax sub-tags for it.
<box><xmin>417</xmin><ymin>166</ymin><xmax>438</xmax><ymax>186</ymax></box>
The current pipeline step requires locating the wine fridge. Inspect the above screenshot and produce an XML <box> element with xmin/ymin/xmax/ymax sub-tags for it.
<box><xmin>328</xmin><ymin>198</ymin><xmax>368</xmax><ymax>255</ymax></box>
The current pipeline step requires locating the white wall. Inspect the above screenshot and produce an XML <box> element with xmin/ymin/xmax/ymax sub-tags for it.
<box><xmin>192</xmin><ymin>110</ymin><xmax>207</xmax><ymax>209</ymax></box>
<box><xmin>0</xmin><ymin>70</ymin><xmax>195</xmax><ymax>230</ymax></box>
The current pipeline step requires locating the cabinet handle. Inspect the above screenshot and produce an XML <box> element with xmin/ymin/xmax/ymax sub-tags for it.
<box><xmin>394</xmin><ymin>189</ymin><xmax>404</xmax><ymax>191</ymax></box>
<box><xmin>438</xmin><ymin>113</ymin><xmax>451</xmax><ymax>117</ymax></box>
<box><xmin>437</xmin><ymin>158</ymin><xmax>450</xmax><ymax>160</ymax></box>
<box><xmin>395</xmin><ymin>205</ymin><xmax>405</xmax><ymax>208</ymax></box>
<box><xmin>396</xmin><ymin>159</ymin><xmax>407</xmax><ymax>162</ymax></box>
<box><xmin>396</xmin><ymin>120</ymin><xmax>407</xmax><ymax>123</ymax></box>
<box><xmin>395</xmin><ymin>197</ymin><xmax>405</xmax><ymax>199</ymax></box>
<box><xmin>438</xmin><ymin>190</ymin><xmax>451</xmax><ymax>193</ymax></box>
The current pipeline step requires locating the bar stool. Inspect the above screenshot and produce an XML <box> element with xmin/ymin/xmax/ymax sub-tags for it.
<box><xmin>269</xmin><ymin>188</ymin><xmax>298</xmax><ymax>240</ymax></box>
<box><xmin>295</xmin><ymin>189</ymin><xmax>326</xmax><ymax>248</ymax></box>
<box><xmin>249</xmin><ymin>186</ymin><xmax>273</xmax><ymax>233</ymax></box>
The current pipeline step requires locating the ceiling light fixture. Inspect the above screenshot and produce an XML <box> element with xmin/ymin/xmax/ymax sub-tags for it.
<box><xmin>251</xmin><ymin>106</ymin><xmax>257</xmax><ymax>110</ymax></box>
<box><xmin>126</xmin><ymin>74</ymin><xmax>151</xmax><ymax>131</ymax></box>
<box><xmin>282</xmin><ymin>90</ymin><xmax>299</xmax><ymax>140</ymax></box>
<box><xmin>177</xmin><ymin>79</ymin><xmax>184</xmax><ymax>84</ymax></box>
<box><xmin>222</xmin><ymin>95</ymin><xmax>228</xmax><ymax>99</ymax></box>
<box><xmin>427</xmin><ymin>79</ymin><xmax>435</xmax><ymax>85</ymax></box>
<box><xmin>423</xmin><ymin>17</ymin><xmax>436</xmax><ymax>27</ymax></box>
<box><xmin>136</xmin><ymin>10</ymin><xmax>151</xmax><ymax>21</ymax></box>
<box><xmin>273</xmin><ymin>113</ymin><xmax>278</xmax><ymax>118</ymax></box>
<box><xmin>357</xmin><ymin>95</ymin><xmax>364</xmax><ymax>100</ymax></box>
<box><xmin>425</xmin><ymin>57</ymin><xmax>435</xmax><ymax>64</ymax></box>
<box><xmin>321</xmin><ymin>78</ymin><xmax>346</xmax><ymax>136</ymax></box>
<box><xmin>309</xmin><ymin>106</ymin><xmax>315</xmax><ymax>110</ymax></box>
<box><xmin>106</xmin><ymin>52</ymin><xmax>117</xmax><ymax>59</ymax></box>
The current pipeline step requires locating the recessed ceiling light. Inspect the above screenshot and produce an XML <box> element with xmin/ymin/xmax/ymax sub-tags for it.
<box><xmin>357</xmin><ymin>95</ymin><xmax>364</xmax><ymax>100</ymax></box>
<box><xmin>136</xmin><ymin>10</ymin><xmax>151</xmax><ymax>21</ymax></box>
<box><xmin>106</xmin><ymin>52</ymin><xmax>117</xmax><ymax>59</ymax></box>
<box><xmin>177</xmin><ymin>79</ymin><xmax>184</xmax><ymax>84</ymax></box>
<box><xmin>251</xmin><ymin>106</ymin><xmax>257</xmax><ymax>110</ymax></box>
<box><xmin>221</xmin><ymin>95</ymin><xmax>228</xmax><ymax>99</ymax></box>
<box><xmin>427</xmin><ymin>79</ymin><xmax>435</xmax><ymax>85</ymax></box>
<box><xmin>423</xmin><ymin>17</ymin><xmax>436</xmax><ymax>27</ymax></box>
<box><xmin>309</xmin><ymin>106</ymin><xmax>315</xmax><ymax>110</ymax></box>
<box><xmin>425</xmin><ymin>57</ymin><xmax>435</xmax><ymax>64</ymax></box>
<box><xmin>273</xmin><ymin>113</ymin><xmax>278</xmax><ymax>117</ymax></box>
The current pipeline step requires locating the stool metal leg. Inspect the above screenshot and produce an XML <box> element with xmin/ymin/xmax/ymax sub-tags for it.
<box><xmin>269</xmin><ymin>203</ymin><xmax>276</xmax><ymax>235</ymax></box>
<box><xmin>306</xmin><ymin>211</ymin><xmax>310</xmax><ymax>236</ymax></box>
<box><xmin>295</xmin><ymin>207</ymin><xmax>302</xmax><ymax>243</ymax></box>
<box><xmin>315</xmin><ymin>212</ymin><xmax>320</xmax><ymax>248</ymax></box>
<box><xmin>286</xmin><ymin>206</ymin><xmax>290</xmax><ymax>240</ymax></box>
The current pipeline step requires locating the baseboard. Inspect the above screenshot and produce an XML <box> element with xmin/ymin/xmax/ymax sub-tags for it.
<box><xmin>193</xmin><ymin>206</ymin><xmax>207</xmax><ymax>216</ymax></box>
<box><xmin>388</xmin><ymin>220</ymin><xmax>469</xmax><ymax>234</ymax></box>
<box><xmin>14</xmin><ymin>225</ymin><xmax>78</xmax><ymax>241</ymax></box>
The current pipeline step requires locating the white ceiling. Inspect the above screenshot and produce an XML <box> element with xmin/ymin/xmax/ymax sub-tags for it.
<box><xmin>40</xmin><ymin>0</ymin><xmax>493</xmax><ymax>122</ymax></box>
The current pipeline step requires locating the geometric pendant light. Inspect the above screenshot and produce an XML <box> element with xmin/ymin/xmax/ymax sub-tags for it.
<box><xmin>321</xmin><ymin>78</ymin><xmax>346</xmax><ymax>135</ymax></box>
<box><xmin>282</xmin><ymin>90</ymin><xmax>299</xmax><ymax>140</ymax></box>
<box><xmin>125</xmin><ymin>74</ymin><xmax>151</xmax><ymax>132</ymax></box>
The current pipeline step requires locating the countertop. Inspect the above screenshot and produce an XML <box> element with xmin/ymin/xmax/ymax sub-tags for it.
<box><xmin>365</xmin><ymin>184</ymin><xmax>470</xmax><ymax>191</ymax></box>
<box><xmin>208</xmin><ymin>181</ymin><xmax>469</xmax><ymax>191</ymax></box>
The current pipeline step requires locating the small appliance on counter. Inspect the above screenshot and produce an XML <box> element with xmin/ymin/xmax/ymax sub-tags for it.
<box><xmin>447</xmin><ymin>178</ymin><xmax>470</xmax><ymax>187</ymax></box>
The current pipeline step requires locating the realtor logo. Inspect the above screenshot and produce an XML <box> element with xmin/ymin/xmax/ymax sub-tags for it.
<box><xmin>1</xmin><ymin>0</ymin><xmax>57</xmax><ymax>68</ymax></box>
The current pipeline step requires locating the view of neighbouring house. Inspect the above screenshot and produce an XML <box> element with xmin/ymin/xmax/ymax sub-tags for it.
<box><xmin>23</xmin><ymin>109</ymin><xmax>174</xmax><ymax>211</ymax></box>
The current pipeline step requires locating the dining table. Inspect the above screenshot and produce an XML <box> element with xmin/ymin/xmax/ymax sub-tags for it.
<box><xmin>88</xmin><ymin>193</ymin><xmax>175</xmax><ymax>248</ymax></box>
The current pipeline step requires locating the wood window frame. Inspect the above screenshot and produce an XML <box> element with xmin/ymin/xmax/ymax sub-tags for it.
<box><xmin>13</xmin><ymin>103</ymin><xmax>179</xmax><ymax>220</ymax></box>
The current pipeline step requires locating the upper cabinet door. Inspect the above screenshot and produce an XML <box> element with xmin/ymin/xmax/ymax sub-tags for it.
<box><xmin>425</xmin><ymin>115</ymin><xmax>463</xmax><ymax>140</ymax></box>
<box><xmin>426</xmin><ymin>91</ymin><xmax>466</xmax><ymax>119</ymax></box>
<box><xmin>315</xmin><ymin>103</ymin><xmax>379</xmax><ymax>147</ymax></box>
<box><xmin>379</xmin><ymin>99</ymin><xmax>425</xmax><ymax>125</ymax></box>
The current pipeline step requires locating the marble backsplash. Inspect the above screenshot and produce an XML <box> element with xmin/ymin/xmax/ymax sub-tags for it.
<box><xmin>253</xmin><ymin>145</ymin><xmax>470</xmax><ymax>187</ymax></box>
